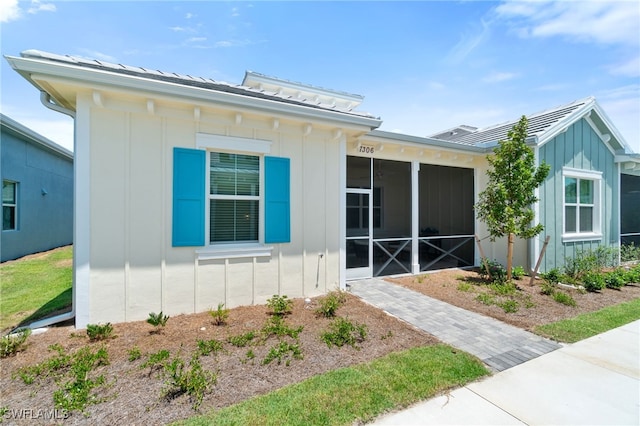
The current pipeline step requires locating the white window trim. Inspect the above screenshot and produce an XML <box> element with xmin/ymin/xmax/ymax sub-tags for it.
<box><xmin>2</xmin><ymin>180</ymin><xmax>18</xmax><ymax>232</ymax></box>
<box><xmin>562</xmin><ymin>168</ymin><xmax>602</xmax><ymax>242</ymax></box>
<box><xmin>196</xmin><ymin>134</ymin><xmax>273</xmax><ymax>260</ymax></box>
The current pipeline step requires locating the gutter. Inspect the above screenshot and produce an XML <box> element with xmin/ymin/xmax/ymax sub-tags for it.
<box><xmin>40</xmin><ymin>91</ymin><xmax>75</xmax><ymax>118</ymax></box>
<box><xmin>10</xmin><ymin>311</ymin><xmax>75</xmax><ymax>335</ymax></box>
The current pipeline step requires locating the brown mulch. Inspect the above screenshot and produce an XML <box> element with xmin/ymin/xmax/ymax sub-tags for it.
<box><xmin>0</xmin><ymin>294</ymin><xmax>436</xmax><ymax>425</ymax></box>
<box><xmin>388</xmin><ymin>268</ymin><xmax>640</xmax><ymax>330</ymax></box>
<box><xmin>2</xmin><ymin>267</ymin><xmax>639</xmax><ymax>425</ymax></box>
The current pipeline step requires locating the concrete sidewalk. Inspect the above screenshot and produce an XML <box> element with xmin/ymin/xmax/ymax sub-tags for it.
<box><xmin>373</xmin><ymin>320</ymin><xmax>640</xmax><ymax>425</ymax></box>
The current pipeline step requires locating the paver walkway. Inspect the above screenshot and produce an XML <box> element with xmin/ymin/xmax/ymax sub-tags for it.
<box><xmin>348</xmin><ymin>278</ymin><xmax>561</xmax><ymax>371</ymax></box>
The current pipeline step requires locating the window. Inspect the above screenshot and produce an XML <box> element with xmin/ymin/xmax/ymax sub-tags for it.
<box><xmin>563</xmin><ymin>169</ymin><xmax>601</xmax><ymax>241</ymax></box>
<box><xmin>209</xmin><ymin>152</ymin><xmax>260</xmax><ymax>243</ymax></box>
<box><xmin>2</xmin><ymin>180</ymin><xmax>17</xmax><ymax>231</ymax></box>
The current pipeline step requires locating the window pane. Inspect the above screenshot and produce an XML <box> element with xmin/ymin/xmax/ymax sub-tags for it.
<box><xmin>2</xmin><ymin>181</ymin><xmax>15</xmax><ymax>203</ymax></box>
<box><xmin>210</xmin><ymin>153</ymin><xmax>259</xmax><ymax>196</ymax></box>
<box><xmin>565</xmin><ymin>178</ymin><xmax>577</xmax><ymax>203</ymax></box>
<box><xmin>565</xmin><ymin>206</ymin><xmax>576</xmax><ymax>233</ymax></box>
<box><xmin>210</xmin><ymin>199</ymin><xmax>258</xmax><ymax>243</ymax></box>
<box><xmin>579</xmin><ymin>179</ymin><xmax>593</xmax><ymax>204</ymax></box>
<box><xmin>3</xmin><ymin>206</ymin><xmax>15</xmax><ymax>230</ymax></box>
<box><xmin>579</xmin><ymin>207</ymin><xmax>593</xmax><ymax>232</ymax></box>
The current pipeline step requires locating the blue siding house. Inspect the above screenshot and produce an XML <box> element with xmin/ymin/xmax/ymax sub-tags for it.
<box><xmin>1</xmin><ymin>114</ymin><xmax>73</xmax><ymax>262</ymax></box>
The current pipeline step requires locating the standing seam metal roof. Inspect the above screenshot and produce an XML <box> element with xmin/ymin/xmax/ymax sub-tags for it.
<box><xmin>19</xmin><ymin>50</ymin><xmax>378</xmax><ymax>120</ymax></box>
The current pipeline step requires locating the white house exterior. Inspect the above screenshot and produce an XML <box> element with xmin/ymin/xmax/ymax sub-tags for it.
<box><xmin>6</xmin><ymin>50</ymin><xmax>638</xmax><ymax>329</ymax></box>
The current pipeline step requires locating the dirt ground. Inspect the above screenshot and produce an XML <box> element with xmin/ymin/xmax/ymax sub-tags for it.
<box><xmin>2</xmin><ymin>267</ymin><xmax>639</xmax><ymax>425</ymax></box>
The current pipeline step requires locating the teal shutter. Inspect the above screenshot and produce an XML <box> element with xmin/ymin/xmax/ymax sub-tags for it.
<box><xmin>265</xmin><ymin>156</ymin><xmax>290</xmax><ymax>243</ymax></box>
<box><xmin>172</xmin><ymin>148</ymin><xmax>205</xmax><ymax>246</ymax></box>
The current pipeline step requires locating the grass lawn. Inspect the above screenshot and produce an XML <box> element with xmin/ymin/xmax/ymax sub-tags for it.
<box><xmin>0</xmin><ymin>246</ymin><xmax>72</xmax><ymax>332</ymax></box>
<box><xmin>534</xmin><ymin>297</ymin><xmax>640</xmax><ymax>343</ymax></box>
<box><xmin>178</xmin><ymin>344</ymin><xmax>489</xmax><ymax>426</ymax></box>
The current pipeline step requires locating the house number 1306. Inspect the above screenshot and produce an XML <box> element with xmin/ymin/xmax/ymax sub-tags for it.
<box><xmin>359</xmin><ymin>145</ymin><xmax>374</xmax><ymax>154</ymax></box>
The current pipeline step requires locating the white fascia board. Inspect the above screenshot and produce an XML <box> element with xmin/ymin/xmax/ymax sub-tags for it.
<box><xmin>536</xmin><ymin>100</ymin><xmax>594</xmax><ymax>148</ymax></box>
<box><xmin>6</xmin><ymin>55</ymin><xmax>382</xmax><ymax>130</ymax></box>
<box><xmin>365</xmin><ymin>130</ymin><xmax>486</xmax><ymax>153</ymax></box>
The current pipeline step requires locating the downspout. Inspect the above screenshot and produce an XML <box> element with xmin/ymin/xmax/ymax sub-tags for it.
<box><xmin>15</xmin><ymin>91</ymin><xmax>78</xmax><ymax>332</ymax></box>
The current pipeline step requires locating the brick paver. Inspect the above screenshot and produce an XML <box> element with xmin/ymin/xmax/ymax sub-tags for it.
<box><xmin>348</xmin><ymin>278</ymin><xmax>561</xmax><ymax>372</ymax></box>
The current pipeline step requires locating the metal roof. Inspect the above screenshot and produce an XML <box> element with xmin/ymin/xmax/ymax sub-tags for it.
<box><xmin>18</xmin><ymin>50</ymin><xmax>378</xmax><ymax>121</ymax></box>
<box><xmin>432</xmin><ymin>97</ymin><xmax>594</xmax><ymax>146</ymax></box>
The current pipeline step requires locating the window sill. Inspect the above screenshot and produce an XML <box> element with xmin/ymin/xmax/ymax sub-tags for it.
<box><xmin>196</xmin><ymin>244</ymin><xmax>273</xmax><ymax>261</ymax></box>
<box><xmin>562</xmin><ymin>233</ymin><xmax>603</xmax><ymax>243</ymax></box>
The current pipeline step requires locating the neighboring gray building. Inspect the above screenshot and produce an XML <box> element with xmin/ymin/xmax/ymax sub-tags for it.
<box><xmin>1</xmin><ymin>114</ymin><xmax>73</xmax><ymax>262</ymax></box>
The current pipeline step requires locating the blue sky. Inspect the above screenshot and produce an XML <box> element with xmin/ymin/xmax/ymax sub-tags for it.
<box><xmin>2</xmin><ymin>0</ymin><xmax>639</xmax><ymax>153</ymax></box>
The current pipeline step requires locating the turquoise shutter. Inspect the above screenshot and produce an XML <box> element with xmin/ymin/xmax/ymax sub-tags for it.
<box><xmin>265</xmin><ymin>156</ymin><xmax>290</xmax><ymax>243</ymax></box>
<box><xmin>172</xmin><ymin>148</ymin><xmax>205</xmax><ymax>246</ymax></box>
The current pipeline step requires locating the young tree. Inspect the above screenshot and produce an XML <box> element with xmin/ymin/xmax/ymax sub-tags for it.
<box><xmin>475</xmin><ymin>116</ymin><xmax>550</xmax><ymax>281</ymax></box>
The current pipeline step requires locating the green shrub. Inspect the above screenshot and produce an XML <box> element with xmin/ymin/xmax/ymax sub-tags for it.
<box><xmin>511</xmin><ymin>265</ymin><xmax>526</xmax><ymax>279</ymax></box>
<box><xmin>489</xmin><ymin>281</ymin><xmax>517</xmax><ymax>296</ymax></box>
<box><xmin>86</xmin><ymin>323</ymin><xmax>113</xmax><ymax>341</ymax></box>
<box><xmin>456</xmin><ymin>281</ymin><xmax>473</xmax><ymax>292</ymax></box>
<box><xmin>581</xmin><ymin>272</ymin><xmax>605</xmax><ymax>292</ymax></box>
<box><xmin>315</xmin><ymin>291</ymin><xmax>347</xmax><ymax>318</ymax></box>
<box><xmin>127</xmin><ymin>347</ymin><xmax>142</xmax><ymax>362</ymax></box>
<box><xmin>209</xmin><ymin>303</ymin><xmax>229</xmax><ymax>326</ymax></box>
<box><xmin>196</xmin><ymin>339</ymin><xmax>224</xmax><ymax>357</ymax></box>
<box><xmin>624</xmin><ymin>264</ymin><xmax>640</xmax><ymax>284</ymax></box>
<box><xmin>262</xmin><ymin>315</ymin><xmax>303</xmax><ymax>340</ymax></box>
<box><xmin>262</xmin><ymin>341</ymin><xmax>304</xmax><ymax>366</ymax></box>
<box><xmin>141</xmin><ymin>349</ymin><xmax>171</xmax><ymax>375</ymax></box>
<box><xmin>552</xmin><ymin>291</ymin><xmax>577</xmax><ymax>307</ymax></box>
<box><xmin>604</xmin><ymin>269</ymin><xmax>626</xmax><ymax>289</ymax></box>
<box><xmin>475</xmin><ymin>293</ymin><xmax>495</xmax><ymax>306</ymax></box>
<box><xmin>540</xmin><ymin>281</ymin><xmax>556</xmax><ymax>296</ymax></box>
<box><xmin>320</xmin><ymin>317</ymin><xmax>367</xmax><ymax>349</ymax></box>
<box><xmin>147</xmin><ymin>312</ymin><xmax>170</xmax><ymax>333</ymax></box>
<box><xmin>478</xmin><ymin>259</ymin><xmax>506</xmax><ymax>282</ymax></box>
<box><xmin>1</xmin><ymin>328</ymin><xmax>31</xmax><ymax>358</ymax></box>
<box><xmin>564</xmin><ymin>246</ymin><xmax>618</xmax><ymax>280</ymax></box>
<box><xmin>498</xmin><ymin>299</ymin><xmax>519</xmax><ymax>313</ymax></box>
<box><xmin>162</xmin><ymin>354</ymin><xmax>216</xmax><ymax>410</ymax></box>
<box><xmin>266</xmin><ymin>295</ymin><xmax>293</xmax><ymax>316</ymax></box>
<box><xmin>541</xmin><ymin>268</ymin><xmax>562</xmax><ymax>285</ymax></box>
<box><xmin>227</xmin><ymin>331</ymin><xmax>256</xmax><ymax>347</ymax></box>
<box><xmin>621</xmin><ymin>243</ymin><xmax>640</xmax><ymax>262</ymax></box>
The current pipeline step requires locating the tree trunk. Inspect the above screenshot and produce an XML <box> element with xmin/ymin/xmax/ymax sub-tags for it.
<box><xmin>506</xmin><ymin>233</ymin><xmax>514</xmax><ymax>281</ymax></box>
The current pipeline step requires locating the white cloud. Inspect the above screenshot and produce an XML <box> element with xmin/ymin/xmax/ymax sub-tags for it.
<box><xmin>185</xmin><ymin>12</ymin><xmax>194</xmax><ymax>19</ymax></box>
<box><xmin>187</xmin><ymin>37</ymin><xmax>207</xmax><ymax>43</ymax></box>
<box><xmin>0</xmin><ymin>0</ymin><xmax>21</xmax><ymax>22</ymax></box>
<box><xmin>482</xmin><ymin>71</ymin><xmax>518</xmax><ymax>83</ymax></box>
<box><xmin>27</xmin><ymin>0</ymin><xmax>55</xmax><ymax>14</ymax></box>
<box><xmin>495</xmin><ymin>0</ymin><xmax>640</xmax><ymax>46</ymax></box>
<box><xmin>445</xmin><ymin>18</ymin><xmax>492</xmax><ymax>64</ymax></box>
<box><xmin>596</xmin><ymin>84</ymin><xmax>640</xmax><ymax>153</ymax></box>
<box><xmin>231</xmin><ymin>7</ymin><xmax>240</xmax><ymax>17</ymax></box>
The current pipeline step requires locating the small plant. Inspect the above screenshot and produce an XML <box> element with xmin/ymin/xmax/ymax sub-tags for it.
<box><xmin>147</xmin><ymin>312</ymin><xmax>170</xmax><ymax>333</ymax></box>
<box><xmin>581</xmin><ymin>272</ymin><xmax>605</xmax><ymax>292</ymax></box>
<box><xmin>86</xmin><ymin>323</ymin><xmax>113</xmax><ymax>341</ymax></box>
<box><xmin>604</xmin><ymin>269</ymin><xmax>626</xmax><ymax>289</ymax></box>
<box><xmin>552</xmin><ymin>291</ymin><xmax>577</xmax><ymax>307</ymax></box>
<box><xmin>475</xmin><ymin>293</ymin><xmax>495</xmax><ymax>306</ymax></box>
<box><xmin>321</xmin><ymin>317</ymin><xmax>367</xmax><ymax>349</ymax></box>
<box><xmin>315</xmin><ymin>291</ymin><xmax>347</xmax><ymax>318</ymax></box>
<box><xmin>162</xmin><ymin>354</ymin><xmax>216</xmax><ymax>410</ymax></box>
<box><xmin>540</xmin><ymin>281</ymin><xmax>556</xmax><ymax>296</ymax></box>
<box><xmin>456</xmin><ymin>281</ymin><xmax>473</xmax><ymax>292</ymax></box>
<box><xmin>478</xmin><ymin>259</ymin><xmax>506</xmax><ymax>282</ymax></box>
<box><xmin>541</xmin><ymin>268</ymin><xmax>562</xmax><ymax>285</ymax></box>
<box><xmin>209</xmin><ymin>303</ymin><xmax>229</xmax><ymax>326</ymax></box>
<box><xmin>267</xmin><ymin>294</ymin><xmax>293</xmax><ymax>316</ymax></box>
<box><xmin>489</xmin><ymin>281</ymin><xmax>517</xmax><ymax>296</ymax></box>
<box><xmin>498</xmin><ymin>299</ymin><xmax>519</xmax><ymax>313</ymax></box>
<box><xmin>141</xmin><ymin>349</ymin><xmax>171</xmax><ymax>376</ymax></box>
<box><xmin>624</xmin><ymin>264</ymin><xmax>640</xmax><ymax>284</ymax></box>
<box><xmin>262</xmin><ymin>341</ymin><xmax>303</xmax><ymax>366</ymax></box>
<box><xmin>416</xmin><ymin>274</ymin><xmax>427</xmax><ymax>284</ymax></box>
<box><xmin>621</xmin><ymin>242</ymin><xmax>640</xmax><ymax>262</ymax></box>
<box><xmin>196</xmin><ymin>339</ymin><xmax>224</xmax><ymax>357</ymax></box>
<box><xmin>262</xmin><ymin>315</ymin><xmax>303</xmax><ymax>340</ymax></box>
<box><xmin>1</xmin><ymin>328</ymin><xmax>31</xmax><ymax>358</ymax></box>
<box><xmin>227</xmin><ymin>331</ymin><xmax>256</xmax><ymax>347</ymax></box>
<box><xmin>244</xmin><ymin>349</ymin><xmax>256</xmax><ymax>363</ymax></box>
<box><xmin>128</xmin><ymin>347</ymin><xmax>142</xmax><ymax>362</ymax></box>
<box><xmin>511</xmin><ymin>265</ymin><xmax>526</xmax><ymax>279</ymax></box>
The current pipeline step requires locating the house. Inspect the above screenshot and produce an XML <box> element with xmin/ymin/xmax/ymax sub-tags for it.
<box><xmin>6</xmin><ymin>50</ymin><xmax>639</xmax><ymax>328</ymax></box>
<box><xmin>1</xmin><ymin>113</ymin><xmax>73</xmax><ymax>262</ymax></box>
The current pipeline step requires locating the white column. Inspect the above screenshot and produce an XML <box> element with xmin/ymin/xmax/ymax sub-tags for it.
<box><xmin>339</xmin><ymin>140</ymin><xmax>347</xmax><ymax>290</ymax></box>
<box><xmin>411</xmin><ymin>160</ymin><xmax>420</xmax><ymax>274</ymax></box>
